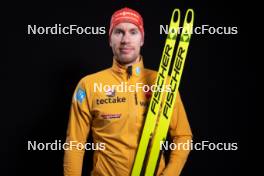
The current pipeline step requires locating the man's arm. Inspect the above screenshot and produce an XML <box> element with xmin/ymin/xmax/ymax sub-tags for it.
<box><xmin>162</xmin><ymin>92</ymin><xmax>192</xmax><ymax>176</ymax></box>
<box><xmin>63</xmin><ymin>80</ymin><xmax>92</xmax><ymax>176</ymax></box>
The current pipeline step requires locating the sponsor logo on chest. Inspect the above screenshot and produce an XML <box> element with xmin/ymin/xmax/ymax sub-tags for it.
<box><xmin>96</xmin><ymin>88</ymin><xmax>126</xmax><ymax>105</ymax></box>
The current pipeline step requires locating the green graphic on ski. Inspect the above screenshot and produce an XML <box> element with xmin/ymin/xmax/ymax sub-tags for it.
<box><xmin>131</xmin><ymin>9</ymin><xmax>181</xmax><ymax>176</ymax></box>
<box><xmin>144</xmin><ymin>9</ymin><xmax>194</xmax><ymax>176</ymax></box>
<box><xmin>131</xmin><ymin>9</ymin><xmax>194</xmax><ymax>176</ymax></box>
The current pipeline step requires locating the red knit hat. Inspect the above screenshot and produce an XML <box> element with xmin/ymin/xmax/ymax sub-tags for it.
<box><xmin>109</xmin><ymin>7</ymin><xmax>144</xmax><ymax>38</ymax></box>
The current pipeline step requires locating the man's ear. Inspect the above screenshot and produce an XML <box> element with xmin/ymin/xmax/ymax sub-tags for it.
<box><xmin>109</xmin><ymin>33</ymin><xmax>113</xmax><ymax>47</ymax></box>
<box><xmin>109</xmin><ymin>38</ymin><xmax>113</xmax><ymax>47</ymax></box>
<box><xmin>140</xmin><ymin>39</ymin><xmax>144</xmax><ymax>47</ymax></box>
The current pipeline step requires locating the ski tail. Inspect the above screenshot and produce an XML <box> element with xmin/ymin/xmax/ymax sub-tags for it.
<box><xmin>131</xmin><ymin>9</ymin><xmax>181</xmax><ymax>176</ymax></box>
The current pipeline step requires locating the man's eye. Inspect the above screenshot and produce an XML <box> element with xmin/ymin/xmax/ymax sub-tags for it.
<box><xmin>114</xmin><ymin>30</ymin><xmax>123</xmax><ymax>34</ymax></box>
<box><xmin>131</xmin><ymin>30</ymin><xmax>138</xmax><ymax>35</ymax></box>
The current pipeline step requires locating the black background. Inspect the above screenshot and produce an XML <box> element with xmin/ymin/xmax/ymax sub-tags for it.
<box><xmin>4</xmin><ymin>0</ymin><xmax>251</xmax><ymax>175</ymax></box>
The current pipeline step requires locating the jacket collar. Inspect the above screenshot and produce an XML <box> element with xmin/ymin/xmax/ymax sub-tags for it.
<box><xmin>111</xmin><ymin>56</ymin><xmax>144</xmax><ymax>79</ymax></box>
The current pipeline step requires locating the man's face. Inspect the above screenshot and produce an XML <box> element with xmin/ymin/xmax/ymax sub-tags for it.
<box><xmin>110</xmin><ymin>23</ymin><xmax>144</xmax><ymax>65</ymax></box>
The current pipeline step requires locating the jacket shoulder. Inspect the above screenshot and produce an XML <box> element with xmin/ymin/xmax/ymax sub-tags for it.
<box><xmin>77</xmin><ymin>68</ymin><xmax>112</xmax><ymax>88</ymax></box>
<box><xmin>143</xmin><ymin>68</ymin><xmax>158</xmax><ymax>80</ymax></box>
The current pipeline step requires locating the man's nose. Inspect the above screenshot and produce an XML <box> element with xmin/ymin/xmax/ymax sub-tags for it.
<box><xmin>121</xmin><ymin>32</ymin><xmax>130</xmax><ymax>44</ymax></box>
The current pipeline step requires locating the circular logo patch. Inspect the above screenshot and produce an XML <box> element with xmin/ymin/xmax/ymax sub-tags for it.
<box><xmin>135</xmin><ymin>66</ymin><xmax>140</xmax><ymax>76</ymax></box>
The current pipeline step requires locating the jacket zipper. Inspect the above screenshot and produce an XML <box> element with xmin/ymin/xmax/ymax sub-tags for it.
<box><xmin>134</xmin><ymin>92</ymin><xmax>138</xmax><ymax>105</ymax></box>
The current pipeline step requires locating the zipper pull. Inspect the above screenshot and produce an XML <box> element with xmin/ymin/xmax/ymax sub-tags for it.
<box><xmin>127</xmin><ymin>65</ymin><xmax>132</xmax><ymax>79</ymax></box>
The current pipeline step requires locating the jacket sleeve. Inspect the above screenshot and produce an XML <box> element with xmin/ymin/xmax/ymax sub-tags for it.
<box><xmin>63</xmin><ymin>79</ymin><xmax>92</xmax><ymax>176</ymax></box>
<box><xmin>161</xmin><ymin>92</ymin><xmax>192</xmax><ymax>176</ymax></box>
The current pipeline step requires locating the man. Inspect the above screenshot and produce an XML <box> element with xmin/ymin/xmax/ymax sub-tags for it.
<box><xmin>64</xmin><ymin>7</ymin><xmax>192</xmax><ymax>176</ymax></box>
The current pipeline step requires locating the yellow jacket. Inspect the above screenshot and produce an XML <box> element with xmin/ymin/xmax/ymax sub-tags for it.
<box><xmin>63</xmin><ymin>58</ymin><xmax>192</xmax><ymax>176</ymax></box>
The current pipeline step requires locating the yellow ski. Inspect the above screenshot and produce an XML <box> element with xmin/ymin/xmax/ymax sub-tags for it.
<box><xmin>131</xmin><ymin>9</ymin><xmax>181</xmax><ymax>176</ymax></box>
<box><xmin>144</xmin><ymin>9</ymin><xmax>194</xmax><ymax>176</ymax></box>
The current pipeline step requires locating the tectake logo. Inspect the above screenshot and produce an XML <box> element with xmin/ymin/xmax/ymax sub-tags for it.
<box><xmin>96</xmin><ymin>96</ymin><xmax>126</xmax><ymax>105</ymax></box>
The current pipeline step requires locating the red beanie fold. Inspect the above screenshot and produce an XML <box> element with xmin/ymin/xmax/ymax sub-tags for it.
<box><xmin>109</xmin><ymin>7</ymin><xmax>144</xmax><ymax>38</ymax></box>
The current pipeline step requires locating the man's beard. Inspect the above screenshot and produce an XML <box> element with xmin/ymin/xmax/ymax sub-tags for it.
<box><xmin>116</xmin><ymin>54</ymin><xmax>138</xmax><ymax>65</ymax></box>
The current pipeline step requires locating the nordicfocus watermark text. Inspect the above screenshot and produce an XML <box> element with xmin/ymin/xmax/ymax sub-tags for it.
<box><xmin>161</xmin><ymin>140</ymin><xmax>238</xmax><ymax>151</ymax></box>
<box><xmin>27</xmin><ymin>24</ymin><xmax>106</xmax><ymax>35</ymax></box>
<box><xmin>160</xmin><ymin>24</ymin><xmax>238</xmax><ymax>35</ymax></box>
<box><xmin>94</xmin><ymin>82</ymin><xmax>171</xmax><ymax>93</ymax></box>
<box><xmin>27</xmin><ymin>140</ymin><xmax>105</xmax><ymax>151</ymax></box>
<box><xmin>27</xmin><ymin>24</ymin><xmax>238</xmax><ymax>35</ymax></box>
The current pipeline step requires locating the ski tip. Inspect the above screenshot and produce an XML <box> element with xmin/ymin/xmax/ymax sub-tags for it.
<box><xmin>185</xmin><ymin>9</ymin><xmax>194</xmax><ymax>24</ymax></box>
<box><xmin>171</xmin><ymin>9</ymin><xmax>180</xmax><ymax>24</ymax></box>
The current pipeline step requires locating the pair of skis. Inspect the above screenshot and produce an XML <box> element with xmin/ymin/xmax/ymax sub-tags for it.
<box><xmin>131</xmin><ymin>9</ymin><xmax>194</xmax><ymax>176</ymax></box>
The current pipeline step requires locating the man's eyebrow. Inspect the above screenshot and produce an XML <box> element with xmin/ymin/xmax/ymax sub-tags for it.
<box><xmin>114</xmin><ymin>27</ymin><xmax>139</xmax><ymax>31</ymax></box>
<box><xmin>112</xmin><ymin>28</ymin><xmax>123</xmax><ymax>34</ymax></box>
<box><xmin>114</xmin><ymin>27</ymin><xmax>125</xmax><ymax>31</ymax></box>
<box><xmin>130</xmin><ymin>27</ymin><xmax>139</xmax><ymax>31</ymax></box>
